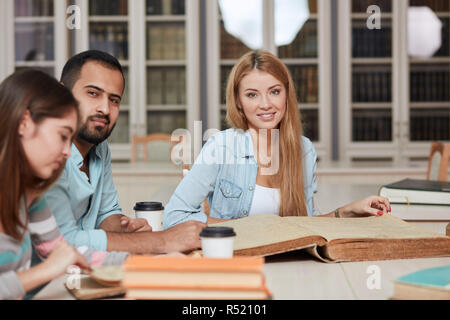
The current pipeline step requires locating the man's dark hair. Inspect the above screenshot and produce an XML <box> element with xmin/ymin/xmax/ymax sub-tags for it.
<box><xmin>60</xmin><ymin>50</ymin><xmax>125</xmax><ymax>91</ymax></box>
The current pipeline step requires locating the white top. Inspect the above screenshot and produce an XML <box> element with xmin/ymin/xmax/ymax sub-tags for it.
<box><xmin>248</xmin><ymin>184</ymin><xmax>280</xmax><ymax>216</ymax></box>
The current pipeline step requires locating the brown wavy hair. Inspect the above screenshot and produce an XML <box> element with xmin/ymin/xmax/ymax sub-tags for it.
<box><xmin>0</xmin><ymin>70</ymin><xmax>79</xmax><ymax>241</ymax></box>
<box><xmin>226</xmin><ymin>50</ymin><xmax>307</xmax><ymax>216</ymax></box>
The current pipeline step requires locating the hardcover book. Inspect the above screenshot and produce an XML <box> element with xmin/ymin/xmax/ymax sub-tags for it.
<box><xmin>213</xmin><ymin>214</ymin><xmax>450</xmax><ymax>262</ymax></box>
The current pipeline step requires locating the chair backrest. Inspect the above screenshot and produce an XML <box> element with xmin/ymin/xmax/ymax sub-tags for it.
<box><xmin>182</xmin><ymin>164</ymin><xmax>210</xmax><ymax>216</ymax></box>
<box><xmin>131</xmin><ymin>133</ymin><xmax>180</xmax><ymax>163</ymax></box>
<box><xmin>427</xmin><ymin>142</ymin><xmax>450</xmax><ymax>181</ymax></box>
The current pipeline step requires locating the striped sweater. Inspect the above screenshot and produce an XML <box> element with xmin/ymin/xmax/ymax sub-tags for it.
<box><xmin>0</xmin><ymin>197</ymin><xmax>129</xmax><ymax>300</ymax></box>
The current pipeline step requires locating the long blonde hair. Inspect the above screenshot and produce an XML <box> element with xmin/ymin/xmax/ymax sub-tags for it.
<box><xmin>226</xmin><ymin>50</ymin><xmax>307</xmax><ymax>216</ymax></box>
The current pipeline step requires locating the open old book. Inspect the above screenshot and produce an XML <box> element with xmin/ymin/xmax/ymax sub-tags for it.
<box><xmin>213</xmin><ymin>214</ymin><xmax>450</xmax><ymax>263</ymax></box>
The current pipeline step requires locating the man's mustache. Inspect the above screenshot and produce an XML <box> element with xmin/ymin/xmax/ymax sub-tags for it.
<box><xmin>87</xmin><ymin>114</ymin><xmax>110</xmax><ymax>125</ymax></box>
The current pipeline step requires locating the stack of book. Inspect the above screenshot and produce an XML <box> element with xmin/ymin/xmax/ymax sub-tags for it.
<box><xmin>379</xmin><ymin>179</ymin><xmax>450</xmax><ymax>234</ymax></box>
<box><xmin>392</xmin><ymin>265</ymin><xmax>450</xmax><ymax>300</ymax></box>
<box><xmin>122</xmin><ymin>255</ymin><xmax>271</xmax><ymax>300</ymax></box>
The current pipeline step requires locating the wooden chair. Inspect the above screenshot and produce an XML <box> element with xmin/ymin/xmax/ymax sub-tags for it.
<box><xmin>182</xmin><ymin>164</ymin><xmax>210</xmax><ymax>216</ymax></box>
<box><xmin>131</xmin><ymin>133</ymin><xmax>181</xmax><ymax>163</ymax></box>
<box><xmin>426</xmin><ymin>142</ymin><xmax>450</xmax><ymax>181</ymax></box>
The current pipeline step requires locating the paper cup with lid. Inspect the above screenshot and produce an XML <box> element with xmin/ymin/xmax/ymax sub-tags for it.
<box><xmin>200</xmin><ymin>226</ymin><xmax>236</xmax><ymax>258</ymax></box>
<box><xmin>133</xmin><ymin>202</ymin><xmax>164</xmax><ymax>231</ymax></box>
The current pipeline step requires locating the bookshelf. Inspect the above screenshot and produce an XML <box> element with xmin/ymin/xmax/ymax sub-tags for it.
<box><xmin>206</xmin><ymin>0</ymin><xmax>332</xmax><ymax>161</ymax></box>
<box><xmin>0</xmin><ymin>0</ymin><xmax>68</xmax><ymax>81</ymax></box>
<box><xmin>406</xmin><ymin>0</ymin><xmax>450</xmax><ymax>159</ymax></box>
<box><xmin>338</xmin><ymin>0</ymin><xmax>450</xmax><ymax>162</ymax></box>
<box><xmin>73</xmin><ymin>0</ymin><xmax>200</xmax><ymax>160</ymax></box>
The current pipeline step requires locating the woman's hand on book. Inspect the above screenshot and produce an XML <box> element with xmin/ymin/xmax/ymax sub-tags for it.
<box><xmin>340</xmin><ymin>196</ymin><xmax>391</xmax><ymax>218</ymax></box>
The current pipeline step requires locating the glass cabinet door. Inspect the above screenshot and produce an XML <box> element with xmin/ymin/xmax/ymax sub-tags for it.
<box><xmin>408</xmin><ymin>0</ymin><xmax>450</xmax><ymax>143</ymax></box>
<box><xmin>350</xmin><ymin>0</ymin><xmax>393</xmax><ymax>144</ymax></box>
<box><xmin>14</xmin><ymin>0</ymin><xmax>56</xmax><ymax>76</ymax></box>
<box><xmin>146</xmin><ymin>0</ymin><xmax>187</xmax><ymax>135</ymax></box>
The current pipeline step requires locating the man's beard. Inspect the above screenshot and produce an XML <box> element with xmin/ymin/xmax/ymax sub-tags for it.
<box><xmin>78</xmin><ymin>115</ymin><xmax>116</xmax><ymax>145</ymax></box>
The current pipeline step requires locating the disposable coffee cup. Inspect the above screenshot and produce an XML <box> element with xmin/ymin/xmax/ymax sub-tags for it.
<box><xmin>200</xmin><ymin>227</ymin><xmax>236</xmax><ymax>258</ymax></box>
<box><xmin>134</xmin><ymin>202</ymin><xmax>164</xmax><ymax>232</ymax></box>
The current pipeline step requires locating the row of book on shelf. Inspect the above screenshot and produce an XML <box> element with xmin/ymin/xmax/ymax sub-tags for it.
<box><xmin>410</xmin><ymin>0</ymin><xmax>450</xmax><ymax>12</ymax></box>
<box><xmin>352</xmin><ymin>109</ymin><xmax>392</xmax><ymax>142</ymax></box>
<box><xmin>351</xmin><ymin>108</ymin><xmax>450</xmax><ymax>142</ymax></box>
<box><xmin>220</xmin><ymin>23</ymin><xmax>251</xmax><ymax>60</ymax></box>
<box><xmin>15</xmin><ymin>0</ymin><xmax>54</xmax><ymax>17</ymax></box>
<box><xmin>89</xmin><ymin>23</ymin><xmax>128</xmax><ymax>61</ymax></box>
<box><xmin>290</xmin><ymin>65</ymin><xmax>319</xmax><ymax>104</ymax></box>
<box><xmin>301</xmin><ymin>109</ymin><xmax>319</xmax><ymax>142</ymax></box>
<box><xmin>147</xmin><ymin>67</ymin><xmax>186</xmax><ymax>105</ymax></box>
<box><xmin>352</xmin><ymin>0</ymin><xmax>392</xmax><ymax>13</ymax></box>
<box><xmin>15</xmin><ymin>23</ymin><xmax>54</xmax><ymax>61</ymax></box>
<box><xmin>278</xmin><ymin>21</ymin><xmax>318</xmax><ymax>59</ymax></box>
<box><xmin>147</xmin><ymin>23</ymin><xmax>185</xmax><ymax>60</ymax></box>
<box><xmin>410</xmin><ymin>109</ymin><xmax>450</xmax><ymax>141</ymax></box>
<box><xmin>89</xmin><ymin>0</ymin><xmax>128</xmax><ymax>16</ymax></box>
<box><xmin>352</xmin><ymin>69</ymin><xmax>392</xmax><ymax>102</ymax></box>
<box><xmin>147</xmin><ymin>0</ymin><xmax>185</xmax><ymax>15</ymax></box>
<box><xmin>410</xmin><ymin>69</ymin><xmax>450</xmax><ymax>102</ymax></box>
<box><xmin>352</xmin><ymin>22</ymin><xmax>392</xmax><ymax>58</ymax></box>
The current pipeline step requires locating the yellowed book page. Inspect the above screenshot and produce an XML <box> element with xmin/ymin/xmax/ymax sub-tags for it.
<box><xmin>284</xmin><ymin>214</ymin><xmax>445</xmax><ymax>242</ymax></box>
<box><xmin>213</xmin><ymin>214</ymin><xmax>319</xmax><ymax>251</ymax></box>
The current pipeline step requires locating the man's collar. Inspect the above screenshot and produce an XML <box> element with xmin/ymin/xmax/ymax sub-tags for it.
<box><xmin>71</xmin><ymin>143</ymin><xmax>102</xmax><ymax>168</ymax></box>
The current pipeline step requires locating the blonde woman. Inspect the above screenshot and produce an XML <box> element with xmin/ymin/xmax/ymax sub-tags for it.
<box><xmin>163</xmin><ymin>51</ymin><xmax>390</xmax><ymax>229</ymax></box>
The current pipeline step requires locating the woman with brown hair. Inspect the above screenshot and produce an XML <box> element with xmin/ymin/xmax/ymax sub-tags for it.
<box><xmin>163</xmin><ymin>50</ymin><xmax>390</xmax><ymax>229</ymax></box>
<box><xmin>0</xmin><ymin>70</ymin><xmax>127</xmax><ymax>300</ymax></box>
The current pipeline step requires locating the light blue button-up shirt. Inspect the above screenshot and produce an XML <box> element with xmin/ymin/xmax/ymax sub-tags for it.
<box><xmin>44</xmin><ymin>142</ymin><xmax>122</xmax><ymax>251</ymax></box>
<box><xmin>163</xmin><ymin>128</ymin><xmax>318</xmax><ymax>229</ymax></box>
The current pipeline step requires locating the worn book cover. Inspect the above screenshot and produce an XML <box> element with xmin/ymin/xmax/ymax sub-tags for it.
<box><xmin>213</xmin><ymin>214</ymin><xmax>450</xmax><ymax>262</ymax></box>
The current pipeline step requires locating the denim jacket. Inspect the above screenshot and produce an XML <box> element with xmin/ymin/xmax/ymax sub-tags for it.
<box><xmin>163</xmin><ymin>128</ymin><xmax>318</xmax><ymax>229</ymax></box>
